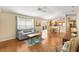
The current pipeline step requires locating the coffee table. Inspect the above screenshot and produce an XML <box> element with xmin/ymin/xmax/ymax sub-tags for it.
<box><xmin>27</xmin><ymin>33</ymin><xmax>42</xmax><ymax>46</ymax></box>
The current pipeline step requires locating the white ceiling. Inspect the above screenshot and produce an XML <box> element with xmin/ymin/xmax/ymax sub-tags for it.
<box><xmin>0</xmin><ymin>6</ymin><xmax>79</xmax><ymax>19</ymax></box>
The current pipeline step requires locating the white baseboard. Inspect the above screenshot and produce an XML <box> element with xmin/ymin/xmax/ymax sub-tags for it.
<box><xmin>0</xmin><ymin>35</ymin><xmax>16</xmax><ymax>42</ymax></box>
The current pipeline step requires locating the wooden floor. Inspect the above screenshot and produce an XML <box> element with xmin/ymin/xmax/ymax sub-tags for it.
<box><xmin>0</xmin><ymin>32</ymin><xmax>65</xmax><ymax>52</ymax></box>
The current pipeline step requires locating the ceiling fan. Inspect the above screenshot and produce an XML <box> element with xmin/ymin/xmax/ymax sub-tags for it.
<box><xmin>37</xmin><ymin>7</ymin><xmax>47</xmax><ymax>12</ymax></box>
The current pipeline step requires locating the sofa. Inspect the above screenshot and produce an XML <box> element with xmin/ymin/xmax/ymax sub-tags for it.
<box><xmin>16</xmin><ymin>28</ymin><xmax>36</xmax><ymax>40</ymax></box>
<box><xmin>61</xmin><ymin>37</ymin><xmax>79</xmax><ymax>52</ymax></box>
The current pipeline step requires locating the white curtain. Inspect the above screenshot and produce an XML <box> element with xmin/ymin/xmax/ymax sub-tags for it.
<box><xmin>17</xmin><ymin>16</ymin><xmax>34</xmax><ymax>29</ymax></box>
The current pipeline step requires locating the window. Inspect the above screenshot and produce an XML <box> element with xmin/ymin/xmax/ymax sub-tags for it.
<box><xmin>17</xmin><ymin>16</ymin><xmax>34</xmax><ymax>30</ymax></box>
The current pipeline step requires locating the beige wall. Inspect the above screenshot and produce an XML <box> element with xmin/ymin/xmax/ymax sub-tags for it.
<box><xmin>0</xmin><ymin>12</ymin><xmax>16</xmax><ymax>42</ymax></box>
<box><xmin>34</xmin><ymin>17</ymin><xmax>42</xmax><ymax>32</ymax></box>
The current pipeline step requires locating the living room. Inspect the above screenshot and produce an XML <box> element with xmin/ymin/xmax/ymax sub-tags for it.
<box><xmin>0</xmin><ymin>6</ymin><xmax>79</xmax><ymax>52</ymax></box>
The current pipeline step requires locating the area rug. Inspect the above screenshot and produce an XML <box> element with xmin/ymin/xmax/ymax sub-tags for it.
<box><xmin>24</xmin><ymin>37</ymin><xmax>42</xmax><ymax>46</ymax></box>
